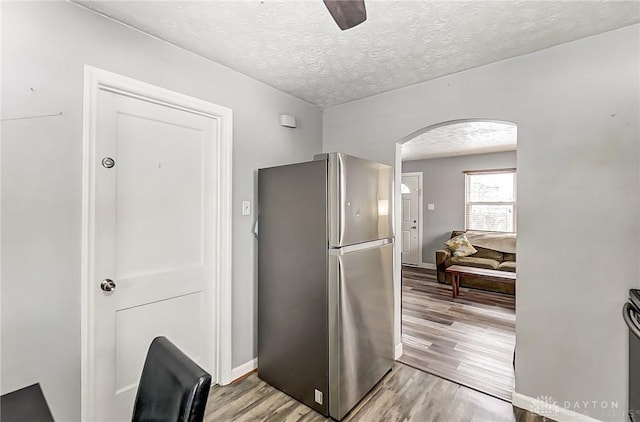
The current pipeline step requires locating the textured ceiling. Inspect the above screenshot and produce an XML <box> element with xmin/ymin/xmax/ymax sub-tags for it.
<box><xmin>401</xmin><ymin>121</ymin><xmax>517</xmax><ymax>161</ymax></box>
<box><xmin>74</xmin><ymin>1</ymin><xmax>639</xmax><ymax>108</ymax></box>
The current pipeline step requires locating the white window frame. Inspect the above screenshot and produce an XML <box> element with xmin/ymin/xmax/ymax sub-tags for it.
<box><xmin>464</xmin><ymin>168</ymin><xmax>517</xmax><ymax>233</ymax></box>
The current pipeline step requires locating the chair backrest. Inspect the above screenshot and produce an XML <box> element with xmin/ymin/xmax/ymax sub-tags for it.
<box><xmin>132</xmin><ymin>337</ymin><xmax>212</xmax><ymax>422</ymax></box>
<box><xmin>0</xmin><ymin>383</ymin><xmax>55</xmax><ymax>422</ymax></box>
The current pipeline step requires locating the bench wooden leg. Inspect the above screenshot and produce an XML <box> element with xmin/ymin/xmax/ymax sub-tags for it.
<box><xmin>452</xmin><ymin>274</ymin><xmax>458</xmax><ymax>298</ymax></box>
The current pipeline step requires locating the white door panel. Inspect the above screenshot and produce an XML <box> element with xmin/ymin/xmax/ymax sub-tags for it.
<box><xmin>402</xmin><ymin>230</ymin><xmax>411</xmax><ymax>253</ymax></box>
<box><xmin>114</xmin><ymin>292</ymin><xmax>204</xmax><ymax>393</ymax></box>
<box><xmin>91</xmin><ymin>89</ymin><xmax>216</xmax><ymax>421</ymax></box>
<box><xmin>401</xmin><ymin>174</ymin><xmax>421</xmax><ymax>266</ymax></box>
<box><xmin>116</xmin><ymin>112</ymin><xmax>208</xmax><ymax>276</ymax></box>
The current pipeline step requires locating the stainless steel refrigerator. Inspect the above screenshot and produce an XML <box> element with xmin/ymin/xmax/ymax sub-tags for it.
<box><xmin>257</xmin><ymin>153</ymin><xmax>395</xmax><ymax>420</ymax></box>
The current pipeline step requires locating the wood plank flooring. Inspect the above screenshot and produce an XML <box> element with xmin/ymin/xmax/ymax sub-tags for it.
<box><xmin>400</xmin><ymin>267</ymin><xmax>516</xmax><ymax>402</ymax></box>
<box><xmin>206</xmin><ymin>363</ymin><xmax>551</xmax><ymax>421</ymax></box>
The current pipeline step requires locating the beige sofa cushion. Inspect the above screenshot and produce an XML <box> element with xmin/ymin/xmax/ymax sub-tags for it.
<box><xmin>473</xmin><ymin>246</ymin><xmax>504</xmax><ymax>261</ymax></box>
<box><xmin>498</xmin><ymin>261</ymin><xmax>517</xmax><ymax>272</ymax></box>
<box><xmin>465</xmin><ymin>230</ymin><xmax>516</xmax><ymax>254</ymax></box>
<box><xmin>448</xmin><ymin>256</ymin><xmax>500</xmax><ymax>270</ymax></box>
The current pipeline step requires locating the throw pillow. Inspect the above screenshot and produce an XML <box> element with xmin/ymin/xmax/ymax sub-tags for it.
<box><xmin>445</xmin><ymin>234</ymin><xmax>477</xmax><ymax>257</ymax></box>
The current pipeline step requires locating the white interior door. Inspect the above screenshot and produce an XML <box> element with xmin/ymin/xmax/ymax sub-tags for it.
<box><xmin>90</xmin><ymin>89</ymin><xmax>216</xmax><ymax>421</ymax></box>
<box><xmin>401</xmin><ymin>174</ymin><xmax>420</xmax><ymax>266</ymax></box>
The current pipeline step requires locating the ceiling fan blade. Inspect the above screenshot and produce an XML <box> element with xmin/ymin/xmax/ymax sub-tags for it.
<box><xmin>323</xmin><ymin>0</ymin><xmax>367</xmax><ymax>30</ymax></box>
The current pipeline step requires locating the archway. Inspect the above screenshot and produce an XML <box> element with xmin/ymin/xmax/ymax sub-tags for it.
<box><xmin>394</xmin><ymin>119</ymin><xmax>518</xmax><ymax>402</ymax></box>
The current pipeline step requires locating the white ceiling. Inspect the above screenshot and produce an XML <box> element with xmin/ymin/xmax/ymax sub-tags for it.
<box><xmin>74</xmin><ymin>1</ymin><xmax>639</xmax><ymax>108</ymax></box>
<box><xmin>401</xmin><ymin>120</ymin><xmax>517</xmax><ymax>161</ymax></box>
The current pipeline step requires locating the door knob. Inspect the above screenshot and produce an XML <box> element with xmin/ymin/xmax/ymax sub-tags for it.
<box><xmin>100</xmin><ymin>279</ymin><xmax>116</xmax><ymax>292</ymax></box>
<box><xmin>411</xmin><ymin>226</ymin><xmax>417</xmax><ymax>229</ymax></box>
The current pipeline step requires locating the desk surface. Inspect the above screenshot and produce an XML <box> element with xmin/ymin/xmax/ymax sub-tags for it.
<box><xmin>1</xmin><ymin>383</ymin><xmax>54</xmax><ymax>422</ymax></box>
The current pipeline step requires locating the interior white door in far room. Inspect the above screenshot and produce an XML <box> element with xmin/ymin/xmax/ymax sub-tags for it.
<box><xmin>401</xmin><ymin>174</ymin><xmax>420</xmax><ymax>266</ymax></box>
<box><xmin>90</xmin><ymin>88</ymin><xmax>216</xmax><ymax>421</ymax></box>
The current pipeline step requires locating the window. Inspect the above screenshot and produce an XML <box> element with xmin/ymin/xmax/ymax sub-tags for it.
<box><xmin>465</xmin><ymin>169</ymin><xmax>516</xmax><ymax>232</ymax></box>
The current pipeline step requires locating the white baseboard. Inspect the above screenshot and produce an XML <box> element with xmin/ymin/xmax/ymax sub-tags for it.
<box><xmin>512</xmin><ymin>392</ymin><xmax>604</xmax><ymax>422</ymax></box>
<box><xmin>402</xmin><ymin>262</ymin><xmax>436</xmax><ymax>270</ymax></box>
<box><xmin>230</xmin><ymin>358</ymin><xmax>257</xmax><ymax>382</ymax></box>
<box><xmin>395</xmin><ymin>343</ymin><xmax>403</xmax><ymax>360</ymax></box>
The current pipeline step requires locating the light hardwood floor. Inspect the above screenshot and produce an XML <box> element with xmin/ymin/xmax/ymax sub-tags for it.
<box><xmin>206</xmin><ymin>364</ymin><xmax>550</xmax><ymax>421</ymax></box>
<box><xmin>400</xmin><ymin>266</ymin><xmax>516</xmax><ymax>401</ymax></box>
<box><xmin>204</xmin><ymin>267</ymin><xmax>549</xmax><ymax>421</ymax></box>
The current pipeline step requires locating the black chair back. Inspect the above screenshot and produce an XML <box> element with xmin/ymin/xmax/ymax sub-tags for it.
<box><xmin>0</xmin><ymin>383</ymin><xmax>55</xmax><ymax>422</ymax></box>
<box><xmin>132</xmin><ymin>336</ymin><xmax>212</xmax><ymax>422</ymax></box>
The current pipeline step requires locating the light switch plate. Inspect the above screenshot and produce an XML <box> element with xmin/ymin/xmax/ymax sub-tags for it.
<box><xmin>427</xmin><ymin>203</ymin><xmax>435</xmax><ymax>211</ymax></box>
<box><xmin>242</xmin><ymin>201</ymin><xmax>251</xmax><ymax>216</ymax></box>
<box><xmin>314</xmin><ymin>389</ymin><xmax>323</xmax><ymax>405</ymax></box>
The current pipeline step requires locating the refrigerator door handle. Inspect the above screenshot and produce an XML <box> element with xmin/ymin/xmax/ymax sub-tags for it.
<box><xmin>623</xmin><ymin>303</ymin><xmax>640</xmax><ymax>340</ymax></box>
<box><xmin>329</xmin><ymin>238</ymin><xmax>393</xmax><ymax>255</ymax></box>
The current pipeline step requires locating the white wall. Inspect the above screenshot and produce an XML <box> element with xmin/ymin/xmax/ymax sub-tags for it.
<box><xmin>403</xmin><ymin>151</ymin><xmax>517</xmax><ymax>264</ymax></box>
<box><xmin>325</xmin><ymin>25</ymin><xmax>640</xmax><ymax>421</ymax></box>
<box><xmin>1</xmin><ymin>2</ymin><xmax>322</xmax><ymax>420</ymax></box>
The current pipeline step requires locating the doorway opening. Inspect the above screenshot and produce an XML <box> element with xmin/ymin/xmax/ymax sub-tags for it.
<box><xmin>395</xmin><ymin>119</ymin><xmax>518</xmax><ymax>402</ymax></box>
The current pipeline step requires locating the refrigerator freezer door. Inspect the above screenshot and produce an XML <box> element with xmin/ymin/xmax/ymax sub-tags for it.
<box><xmin>328</xmin><ymin>153</ymin><xmax>394</xmax><ymax>247</ymax></box>
<box><xmin>328</xmin><ymin>241</ymin><xmax>394</xmax><ymax>420</ymax></box>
